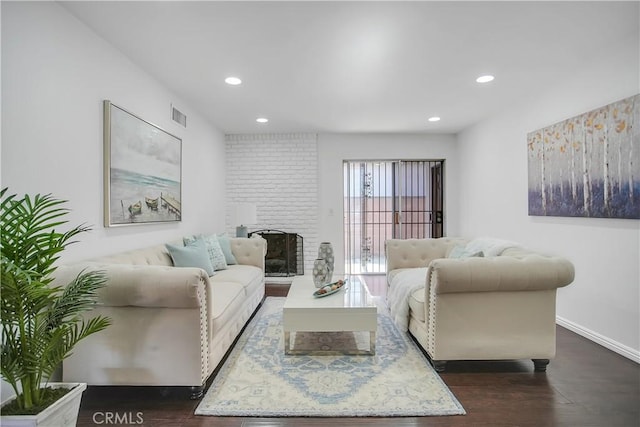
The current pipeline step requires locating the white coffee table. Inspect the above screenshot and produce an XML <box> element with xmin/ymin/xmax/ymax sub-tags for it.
<box><xmin>282</xmin><ymin>275</ymin><xmax>377</xmax><ymax>355</ymax></box>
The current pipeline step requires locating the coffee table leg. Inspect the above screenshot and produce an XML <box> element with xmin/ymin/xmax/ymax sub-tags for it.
<box><xmin>370</xmin><ymin>331</ymin><xmax>376</xmax><ymax>355</ymax></box>
<box><xmin>284</xmin><ymin>331</ymin><xmax>291</xmax><ymax>355</ymax></box>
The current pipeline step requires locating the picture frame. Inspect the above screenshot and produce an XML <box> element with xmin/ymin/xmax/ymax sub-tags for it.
<box><xmin>103</xmin><ymin>100</ymin><xmax>182</xmax><ymax>227</ymax></box>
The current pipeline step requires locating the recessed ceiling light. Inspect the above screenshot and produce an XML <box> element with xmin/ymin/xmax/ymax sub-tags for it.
<box><xmin>256</xmin><ymin>117</ymin><xmax>268</xmax><ymax>123</ymax></box>
<box><xmin>428</xmin><ymin>116</ymin><xmax>441</xmax><ymax>122</ymax></box>
<box><xmin>476</xmin><ymin>75</ymin><xmax>495</xmax><ymax>83</ymax></box>
<box><xmin>225</xmin><ymin>76</ymin><xmax>242</xmax><ymax>85</ymax></box>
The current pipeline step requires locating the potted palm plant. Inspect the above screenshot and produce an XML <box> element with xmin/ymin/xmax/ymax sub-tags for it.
<box><xmin>0</xmin><ymin>188</ymin><xmax>111</xmax><ymax>426</ymax></box>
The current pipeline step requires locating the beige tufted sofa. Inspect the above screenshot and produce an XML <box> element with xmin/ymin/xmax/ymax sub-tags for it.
<box><xmin>52</xmin><ymin>237</ymin><xmax>266</xmax><ymax>397</ymax></box>
<box><xmin>385</xmin><ymin>237</ymin><xmax>575</xmax><ymax>372</ymax></box>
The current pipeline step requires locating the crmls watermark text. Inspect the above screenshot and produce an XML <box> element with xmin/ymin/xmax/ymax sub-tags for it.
<box><xmin>92</xmin><ymin>411</ymin><xmax>144</xmax><ymax>424</ymax></box>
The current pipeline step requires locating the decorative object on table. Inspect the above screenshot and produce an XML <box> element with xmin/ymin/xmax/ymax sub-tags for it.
<box><xmin>0</xmin><ymin>188</ymin><xmax>111</xmax><ymax>424</ymax></box>
<box><xmin>103</xmin><ymin>100</ymin><xmax>182</xmax><ymax>227</ymax></box>
<box><xmin>195</xmin><ymin>297</ymin><xmax>465</xmax><ymax>417</ymax></box>
<box><xmin>527</xmin><ymin>93</ymin><xmax>639</xmax><ymax>219</ymax></box>
<box><xmin>233</xmin><ymin>203</ymin><xmax>257</xmax><ymax>237</ymax></box>
<box><xmin>313</xmin><ymin>279</ymin><xmax>346</xmax><ymax>297</ymax></box>
<box><xmin>312</xmin><ymin>258</ymin><xmax>329</xmax><ymax>288</ymax></box>
<box><xmin>317</xmin><ymin>241</ymin><xmax>334</xmax><ymax>280</ymax></box>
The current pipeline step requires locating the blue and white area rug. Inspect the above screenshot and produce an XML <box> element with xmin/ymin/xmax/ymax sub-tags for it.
<box><xmin>195</xmin><ymin>297</ymin><xmax>465</xmax><ymax>417</ymax></box>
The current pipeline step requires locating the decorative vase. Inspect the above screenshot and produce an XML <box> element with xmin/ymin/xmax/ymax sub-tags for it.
<box><xmin>312</xmin><ymin>258</ymin><xmax>329</xmax><ymax>288</ymax></box>
<box><xmin>318</xmin><ymin>242</ymin><xmax>334</xmax><ymax>282</ymax></box>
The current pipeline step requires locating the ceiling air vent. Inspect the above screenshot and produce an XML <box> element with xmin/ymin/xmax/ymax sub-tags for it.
<box><xmin>171</xmin><ymin>104</ymin><xmax>187</xmax><ymax>127</ymax></box>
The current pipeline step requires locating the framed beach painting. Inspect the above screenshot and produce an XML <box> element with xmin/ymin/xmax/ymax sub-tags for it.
<box><xmin>104</xmin><ymin>100</ymin><xmax>182</xmax><ymax>227</ymax></box>
<box><xmin>527</xmin><ymin>94</ymin><xmax>639</xmax><ymax>219</ymax></box>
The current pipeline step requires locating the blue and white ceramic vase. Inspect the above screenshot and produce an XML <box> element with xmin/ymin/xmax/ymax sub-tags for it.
<box><xmin>318</xmin><ymin>242</ymin><xmax>334</xmax><ymax>282</ymax></box>
<box><xmin>312</xmin><ymin>258</ymin><xmax>329</xmax><ymax>288</ymax></box>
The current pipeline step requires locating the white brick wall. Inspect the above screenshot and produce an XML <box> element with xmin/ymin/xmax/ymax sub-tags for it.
<box><xmin>225</xmin><ymin>133</ymin><xmax>319</xmax><ymax>273</ymax></box>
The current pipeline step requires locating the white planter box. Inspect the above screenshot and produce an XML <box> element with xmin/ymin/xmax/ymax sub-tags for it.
<box><xmin>0</xmin><ymin>382</ymin><xmax>87</xmax><ymax>427</ymax></box>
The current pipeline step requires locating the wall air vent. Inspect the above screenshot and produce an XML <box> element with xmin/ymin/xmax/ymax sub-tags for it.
<box><xmin>171</xmin><ymin>104</ymin><xmax>187</xmax><ymax>127</ymax></box>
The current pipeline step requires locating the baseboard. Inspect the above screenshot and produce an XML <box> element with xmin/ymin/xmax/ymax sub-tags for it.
<box><xmin>556</xmin><ymin>316</ymin><xmax>640</xmax><ymax>364</ymax></box>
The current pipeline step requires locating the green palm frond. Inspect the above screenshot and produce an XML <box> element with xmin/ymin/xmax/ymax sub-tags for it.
<box><xmin>0</xmin><ymin>188</ymin><xmax>111</xmax><ymax>412</ymax></box>
<box><xmin>46</xmin><ymin>270</ymin><xmax>107</xmax><ymax>329</ymax></box>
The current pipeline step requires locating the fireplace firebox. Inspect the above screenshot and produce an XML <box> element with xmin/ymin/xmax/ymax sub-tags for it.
<box><xmin>249</xmin><ymin>229</ymin><xmax>304</xmax><ymax>277</ymax></box>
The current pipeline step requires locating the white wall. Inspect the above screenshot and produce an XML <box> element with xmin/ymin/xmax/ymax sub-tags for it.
<box><xmin>225</xmin><ymin>133</ymin><xmax>319</xmax><ymax>273</ymax></box>
<box><xmin>1</xmin><ymin>2</ymin><xmax>226</xmax><ymax>264</ymax></box>
<box><xmin>317</xmin><ymin>133</ymin><xmax>459</xmax><ymax>274</ymax></box>
<box><xmin>457</xmin><ymin>33</ymin><xmax>640</xmax><ymax>361</ymax></box>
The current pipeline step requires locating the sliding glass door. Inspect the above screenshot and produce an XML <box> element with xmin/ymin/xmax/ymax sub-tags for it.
<box><xmin>343</xmin><ymin>160</ymin><xmax>444</xmax><ymax>274</ymax></box>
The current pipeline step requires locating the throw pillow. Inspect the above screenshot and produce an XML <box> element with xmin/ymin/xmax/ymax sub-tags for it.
<box><xmin>216</xmin><ymin>233</ymin><xmax>238</xmax><ymax>265</ymax></box>
<box><xmin>202</xmin><ymin>234</ymin><xmax>228</xmax><ymax>270</ymax></box>
<box><xmin>184</xmin><ymin>234</ymin><xmax>228</xmax><ymax>271</ymax></box>
<box><xmin>464</xmin><ymin>237</ymin><xmax>518</xmax><ymax>257</ymax></box>
<box><xmin>448</xmin><ymin>245</ymin><xmax>484</xmax><ymax>259</ymax></box>
<box><xmin>448</xmin><ymin>245</ymin><xmax>465</xmax><ymax>258</ymax></box>
<box><xmin>166</xmin><ymin>238</ymin><xmax>215</xmax><ymax>276</ymax></box>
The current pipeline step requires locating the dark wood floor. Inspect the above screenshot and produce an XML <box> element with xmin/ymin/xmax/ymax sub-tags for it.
<box><xmin>76</xmin><ymin>279</ymin><xmax>640</xmax><ymax>427</ymax></box>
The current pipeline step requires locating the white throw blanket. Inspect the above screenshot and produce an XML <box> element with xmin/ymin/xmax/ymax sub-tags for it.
<box><xmin>386</xmin><ymin>267</ymin><xmax>429</xmax><ymax>332</ymax></box>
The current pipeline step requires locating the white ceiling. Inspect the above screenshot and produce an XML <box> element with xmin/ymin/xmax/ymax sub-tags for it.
<box><xmin>60</xmin><ymin>1</ymin><xmax>639</xmax><ymax>135</ymax></box>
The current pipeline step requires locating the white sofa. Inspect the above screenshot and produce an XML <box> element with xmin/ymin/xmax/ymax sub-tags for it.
<box><xmin>52</xmin><ymin>236</ymin><xmax>266</xmax><ymax>398</ymax></box>
<box><xmin>385</xmin><ymin>237</ymin><xmax>575</xmax><ymax>372</ymax></box>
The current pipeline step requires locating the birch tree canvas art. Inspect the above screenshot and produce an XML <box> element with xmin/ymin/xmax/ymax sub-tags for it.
<box><xmin>528</xmin><ymin>94</ymin><xmax>639</xmax><ymax>219</ymax></box>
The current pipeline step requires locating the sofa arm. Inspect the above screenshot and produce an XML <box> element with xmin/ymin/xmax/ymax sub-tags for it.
<box><xmin>52</xmin><ymin>263</ymin><xmax>208</xmax><ymax>308</ymax></box>
<box><xmin>429</xmin><ymin>255</ymin><xmax>575</xmax><ymax>294</ymax></box>
<box><xmin>230</xmin><ymin>237</ymin><xmax>267</xmax><ymax>270</ymax></box>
